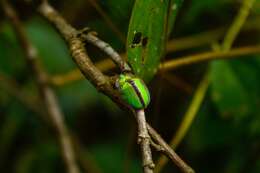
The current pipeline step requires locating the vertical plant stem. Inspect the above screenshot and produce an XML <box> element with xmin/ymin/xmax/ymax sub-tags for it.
<box><xmin>170</xmin><ymin>75</ymin><xmax>209</xmax><ymax>148</ymax></box>
<box><xmin>154</xmin><ymin>74</ymin><xmax>209</xmax><ymax>172</ymax></box>
<box><xmin>0</xmin><ymin>1</ymin><xmax>80</xmax><ymax>173</ymax></box>
<box><xmin>222</xmin><ymin>0</ymin><xmax>256</xmax><ymax>51</ymax></box>
<box><xmin>155</xmin><ymin>0</ymin><xmax>256</xmax><ymax>171</ymax></box>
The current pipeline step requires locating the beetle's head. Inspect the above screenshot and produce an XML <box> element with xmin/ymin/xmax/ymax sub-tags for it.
<box><xmin>115</xmin><ymin>74</ymin><xmax>133</xmax><ymax>89</ymax></box>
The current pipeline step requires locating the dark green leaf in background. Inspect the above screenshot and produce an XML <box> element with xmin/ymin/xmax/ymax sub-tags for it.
<box><xmin>210</xmin><ymin>57</ymin><xmax>260</xmax><ymax>135</ymax></box>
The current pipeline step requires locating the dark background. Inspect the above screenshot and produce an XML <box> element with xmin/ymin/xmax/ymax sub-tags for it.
<box><xmin>0</xmin><ymin>0</ymin><xmax>260</xmax><ymax>172</ymax></box>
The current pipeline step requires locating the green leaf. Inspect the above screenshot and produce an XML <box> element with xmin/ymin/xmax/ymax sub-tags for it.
<box><xmin>210</xmin><ymin>60</ymin><xmax>250</xmax><ymax>118</ymax></box>
<box><xmin>127</xmin><ymin>0</ymin><xmax>170</xmax><ymax>82</ymax></box>
<box><xmin>210</xmin><ymin>57</ymin><xmax>260</xmax><ymax>135</ymax></box>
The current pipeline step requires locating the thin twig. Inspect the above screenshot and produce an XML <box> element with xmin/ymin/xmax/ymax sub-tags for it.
<box><xmin>147</xmin><ymin>125</ymin><xmax>195</xmax><ymax>173</ymax></box>
<box><xmin>169</xmin><ymin>76</ymin><xmax>209</xmax><ymax>148</ymax></box>
<box><xmin>222</xmin><ymin>0</ymin><xmax>256</xmax><ymax>51</ymax></box>
<box><xmin>156</xmin><ymin>1</ymin><xmax>257</xmax><ymax>170</ymax></box>
<box><xmin>167</xmin><ymin>15</ymin><xmax>259</xmax><ymax>52</ymax></box>
<box><xmin>38</xmin><ymin>1</ymin><xmax>124</xmax><ymax>107</ymax></box>
<box><xmin>0</xmin><ymin>75</ymin><xmax>102</xmax><ymax>173</ymax></box>
<box><xmin>49</xmin><ymin>15</ymin><xmax>260</xmax><ymax>86</ymax></box>
<box><xmin>154</xmin><ymin>74</ymin><xmax>209</xmax><ymax>173</ymax></box>
<box><xmin>35</xmin><ymin>2</ymin><xmax>259</xmax><ymax>173</ymax></box>
<box><xmin>49</xmin><ymin>13</ymin><xmax>260</xmax><ymax>86</ymax></box>
<box><xmin>79</xmin><ymin>30</ymin><xmax>131</xmax><ymax>72</ymax></box>
<box><xmin>135</xmin><ymin>110</ymin><xmax>154</xmax><ymax>173</ymax></box>
<box><xmin>0</xmin><ymin>1</ymin><xmax>80</xmax><ymax>173</ymax></box>
<box><xmin>51</xmin><ymin>44</ymin><xmax>260</xmax><ymax>86</ymax></box>
<box><xmin>161</xmin><ymin>45</ymin><xmax>260</xmax><ymax>71</ymax></box>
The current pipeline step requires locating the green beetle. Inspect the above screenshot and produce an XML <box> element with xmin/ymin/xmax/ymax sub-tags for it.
<box><xmin>116</xmin><ymin>74</ymin><xmax>150</xmax><ymax>109</ymax></box>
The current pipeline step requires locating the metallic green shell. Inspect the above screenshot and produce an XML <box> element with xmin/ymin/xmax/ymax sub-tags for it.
<box><xmin>117</xmin><ymin>74</ymin><xmax>150</xmax><ymax>109</ymax></box>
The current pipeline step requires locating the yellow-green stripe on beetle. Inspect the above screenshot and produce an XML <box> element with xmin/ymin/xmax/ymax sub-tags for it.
<box><xmin>116</xmin><ymin>74</ymin><xmax>150</xmax><ymax>109</ymax></box>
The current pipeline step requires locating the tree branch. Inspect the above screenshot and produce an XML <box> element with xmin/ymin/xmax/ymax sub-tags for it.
<box><xmin>136</xmin><ymin>110</ymin><xmax>154</xmax><ymax>173</ymax></box>
<box><xmin>37</xmin><ymin>2</ymin><xmax>195</xmax><ymax>173</ymax></box>
<box><xmin>155</xmin><ymin>0</ymin><xmax>257</xmax><ymax>170</ymax></box>
<box><xmin>222</xmin><ymin>0</ymin><xmax>256</xmax><ymax>51</ymax></box>
<box><xmin>147</xmin><ymin>125</ymin><xmax>194</xmax><ymax>173</ymax></box>
<box><xmin>79</xmin><ymin>29</ymin><xmax>131</xmax><ymax>72</ymax></box>
<box><xmin>0</xmin><ymin>74</ymin><xmax>102</xmax><ymax>173</ymax></box>
<box><xmin>161</xmin><ymin>45</ymin><xmax>260</xmax><ymax>71</ymax></box>
<box><xmin>38</xmin><ymin>1</ymin><xmax>125</xmax><ymax>108</ymax></box>
<box><xmin>1</xmin><ymin>1</ymin><xmax>80</xmax><ymax>173</ymax></box>
<box><xmin>154</xmin><ymin>74</ymin><xmax>209</xmax><ymax>173</ymax></box>
<box><xmin>50</xmin><ymin>43</ymin><xmax>260</xmax><ymax>86</ymax></box>
<box><xmin>48</xmin><ymin>13</ymin><xmax>260</xmax><ymax>86</ymax></box>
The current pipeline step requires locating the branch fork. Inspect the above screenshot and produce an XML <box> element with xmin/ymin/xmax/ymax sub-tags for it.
<box><xmin>38</xmin><ymin>1</ymin><xmax>195</xmax><ymax>173</ymax></box>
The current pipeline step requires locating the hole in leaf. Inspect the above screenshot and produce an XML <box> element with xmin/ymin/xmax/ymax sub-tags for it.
<box><xmin>142</xmin><ymin>37</ymin><xmax>148</xmax><ymax>47</ymax></box>
<box><xmin>132</xmin><ymin>32</ymin><xmax>142</xmax><ymax>44</ymax></box>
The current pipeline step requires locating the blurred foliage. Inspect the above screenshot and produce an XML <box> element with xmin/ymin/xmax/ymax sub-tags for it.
<box><xmin>89</xmin><ymin>142</ymin><xmax>141</xmax><ymax>173</ymax></box>
<box><xmin>0</xmin><ymin>0</ymin><xmax>260</xmax><ymax>173</ymax></box>
<box><xmin>210</xmin><ymin>57</ymin><xmax>260</xmax><ymax>135</ymax></box>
